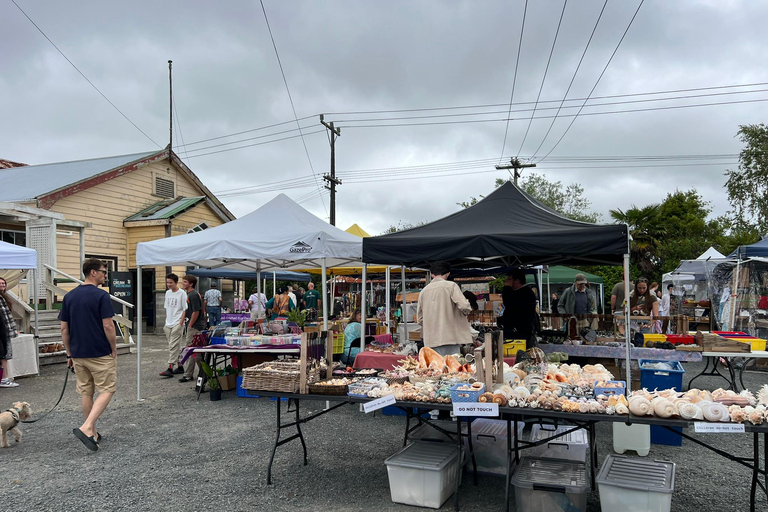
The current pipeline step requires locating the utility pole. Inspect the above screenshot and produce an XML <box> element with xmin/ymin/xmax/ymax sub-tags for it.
<box><xmin>168</xmin><ymin>60</ymin><xmax>173</xmax><ymax>154</ymax></box>
<box><xmin>320</xmin><ymin>114</ymin><xmax>341</xmax><ymax>225</ymax></box>
<box><xmin>495</xmin><ymin>157</ymin><xmax>536</xmax><ymax>185</ymax></box>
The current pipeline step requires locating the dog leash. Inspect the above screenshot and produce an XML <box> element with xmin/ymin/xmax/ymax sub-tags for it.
<box><xmin>20</xmin><ymin>366</ymin><xmax>72</xmax><ymax>424</ymax></box>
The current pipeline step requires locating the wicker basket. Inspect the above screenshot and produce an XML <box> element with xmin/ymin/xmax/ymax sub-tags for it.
<box><xmin>385</xmin><ymin>376</ymin><xmax>409</xmax><ymax>386</ymax></box>
<box><xmin>409</xmin><ymin>374</ymin><xmax>441</xmax><ymax>385</ymax></box>
<box><xmin>241</xmin><ymin>360</ymin><xmax>319</xmax><ymax>393</ymax></box>
<box><xmin>308</xmin><ymin>380</ymin><xmax>350</xmax><ymax>395</ymax></box>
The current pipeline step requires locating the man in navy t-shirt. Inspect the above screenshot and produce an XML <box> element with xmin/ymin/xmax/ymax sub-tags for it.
<box><xmin>59</xmin><ymin>258</ymin><xmax>116</xmax><ymax>452</ymax></box>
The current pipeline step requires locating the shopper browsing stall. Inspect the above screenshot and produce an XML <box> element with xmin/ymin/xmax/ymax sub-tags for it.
<box><xmin>160</xmin><ymin>273</ymin><xmax>186</xmax><ymax>378</ymax></box>
<box><xmin>341</xmin><ymin>308</ymin><xmax>362</xmax><ymax>365</ymax></box>
<box><xmin>498</xmin><ymin>269</ymin><xmax>538</xmax><ymax>348</ymax></box>
<box><xmin>416</xmin><ymin>261</ymin><xmax>472</xmax><ymax>356</ymax></box>
<box><xmin>558</xmin><ymin>274</ymin><xmax>597</xmax><ymax>327</ymax></box>
<box><xmin>629</xmin><ymin>277</ymin><xmax>659</xmax><ymax>333</ymax></box>
<box><xmin>266</xmin><ymin>287</ymin><xmax>295</xmax><ymax>320</ymax></box>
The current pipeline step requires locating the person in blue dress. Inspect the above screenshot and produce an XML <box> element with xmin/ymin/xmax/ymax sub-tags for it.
<box><xmin>341</xmin><ymin>308</ymin><xmax>362</xmax><ymax>365</ymax></box>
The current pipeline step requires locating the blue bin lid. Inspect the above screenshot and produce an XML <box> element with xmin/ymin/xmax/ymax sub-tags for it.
<box><xmin>638</xmin><ymin>359</ymin><xmax>685</xmax><ymax>373</ymax></box>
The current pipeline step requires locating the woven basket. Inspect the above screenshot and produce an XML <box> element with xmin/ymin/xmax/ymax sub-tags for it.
<box><xmin>241</xmin><ymin>361</ymin><xmax>319</xmax><ymax>393</ymax></box>
<box><xmin>386</xmin><ymin>376</ymin><xmax>409</xmax><ymax>386</ymax></box>
<box><xmin>409</xmin><ymin>374</ymin><xmax>440</xmax><ymax>385</ymax></box>
<box><xmin>307</xmin><ymin>380</ymin><xmax>350</xmax><ymax>395</ymax></box>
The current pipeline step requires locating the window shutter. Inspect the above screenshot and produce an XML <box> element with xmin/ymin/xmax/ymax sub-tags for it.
<box><xmin>155</xmin><ymin>177</ymin><xmax>175</xmax><ymax>198</ymax></box>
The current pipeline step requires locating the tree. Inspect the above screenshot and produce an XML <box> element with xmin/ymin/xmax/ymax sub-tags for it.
<box><xmin>725</xmin><ymin>124</ymin><xmax>768</xmax><ymax>233</ymax></box>
<box><xmin>655</xmin><ymin>189</ymin><xmax>716</xmax><ymax>275</ymax></box>
<box><xmin>380</xmin><ymin>220</ymin><xmax>427</xmax><ymax>234</ymax></box>
<box><xmin>609</xmin><ymin>204</ymin><xmax>664</xmax><ymax>275</ymax></box>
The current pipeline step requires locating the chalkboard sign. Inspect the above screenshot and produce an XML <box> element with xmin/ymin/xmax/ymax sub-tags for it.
<box><xmin>109</xmin><ymin>271</ymin><xmax>134</xmax><ymax>318</ymax></box>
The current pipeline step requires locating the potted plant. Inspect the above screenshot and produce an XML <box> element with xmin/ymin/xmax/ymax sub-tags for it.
<box><xmin>287</xmin><ymin>308</ymin><xmax>308</xmax><ymax>328</ymax></box>
<box><xmin>199</xmin><ymin>361</ymin><xmax>222</xmax><ymax>401</ymax></box>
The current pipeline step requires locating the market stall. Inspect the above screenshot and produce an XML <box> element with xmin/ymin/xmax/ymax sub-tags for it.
<box><xmin>134</xmin><ymin>193</ymin><xmax>363</xmax><ymax>400</ymax></box>
<box><xmin>0</xmin><ymin>240</ymin><xmax>39</xmax><ymax>377</ymax></box>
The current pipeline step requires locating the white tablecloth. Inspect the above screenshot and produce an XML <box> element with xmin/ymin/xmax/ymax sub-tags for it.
<box><xmin>7</xmin><ymin>334</ymin><xmax>38</xmax><ymax>378</ymax></box>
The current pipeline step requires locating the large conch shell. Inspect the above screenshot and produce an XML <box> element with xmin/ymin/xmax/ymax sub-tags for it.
<box><xmin>514</xmin><ymin>386</ymin><xmax>530</xmax><ymax>400</ymax></box>
<box><xmin>444</xmin><ymin>355</ymin><xmax>462</xmax><ymax>373</ymax></box>
<box><xmin>652</xmin><ymin>397</ymin><xmax>676</xmax><ymax>418</ymax></box>
<box><xmin>702</xmin><ymin>401</ymin><xmax>730</xmax><ymax>422</ymax></box>
<box><xmin>418</xmin><ymin>347</ymin><xmax>445</xmax><ymax>370</ymax></box>
<box><xmin>615</xmin><ymin>403</ymin><xmax>629</xmax><ymax>415</ymax></box>
<box><xmin>678</xmin><ymin>402</ymin><xmax>704</xmax><ymax>420</ymax></box>
<box><xmin>629</xmin><ymin>395</ymin><xmax>652</xmax><ymax>416</ymax></box>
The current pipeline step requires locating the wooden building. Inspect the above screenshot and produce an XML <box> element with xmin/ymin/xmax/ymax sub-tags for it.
<box><xmin>0</xmin><ymin>148</ymin><xmax>235</xmax><ymax>336</ymax></box>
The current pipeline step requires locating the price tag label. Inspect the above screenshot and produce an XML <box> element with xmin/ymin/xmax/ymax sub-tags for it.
<box><xmin>452</xmin><ymin>402</ymin><xmax>499</xmax><ymax>417</ymax></box>
<box><xmin>694</xmin><ymin>422</ymin><xmax>745</xmax><ymax>433</ymax></box>
<box><xmin>363</xmin><ymin>394</ymin><xmax>396</xmax><ymax>413</ymax></box>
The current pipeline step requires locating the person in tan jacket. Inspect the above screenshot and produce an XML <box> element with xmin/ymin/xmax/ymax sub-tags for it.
<box><xmin>416</xmin><ymin>261</ymin><xmax>473</xmax><ymax>356</ymax></box>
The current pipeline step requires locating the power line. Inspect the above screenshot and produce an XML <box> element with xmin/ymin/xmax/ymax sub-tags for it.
<box><xmin>516</xmin><ymin>0</ymin><xmax>568</xmax><ymax>157</ymax></box>
<box><xmin>11</xmin><ymin>0</ymin><xmax>161</xmax><ymax>148</ymax></box>
<box><xmin>172</xmin><ymin>96</ymin><xmax>189</xmax><ymax>160</ymax></box>
<box><xmin>184</xmin><ymin>129</ymin><xmax>325</xmax><ymax>159</ymax></box>
<box><xmin>176</xmin><ymin>114</ymin><xmax>316</xmax><ymax>148</ymax></box>
<box><xmin>537</xmin><ymin>0</ymin><xmax>645</xmax><ymax>163</ymax></box>
<box><xmin>499</xmin><ymin>0</ymin><xmax>528</xmax><ymax>163</ymax></box>
<box><xmin>530</xmin><ymin>0</ymin><xmax>608</xmax><ymax>160</ymax></box>
<box><xmin>180</xmin><ymin>126</ymin><xmax>308</xmax><ymax>154</ymax></box>
<box><xmin>334</xmin><ymin>96</ymin><xmax>768</xmax><ymax>129</ymax></box>
<box><xmin>259</xmin><ymin>0</ymin><xmax>328</xmax><ymax>218</ymax></box>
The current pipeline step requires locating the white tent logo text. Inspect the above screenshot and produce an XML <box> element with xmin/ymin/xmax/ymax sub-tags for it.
<box><xmin>289</xmin><ymin>241</ymin><xmax>313</xmax><ymax>254</ymax></box>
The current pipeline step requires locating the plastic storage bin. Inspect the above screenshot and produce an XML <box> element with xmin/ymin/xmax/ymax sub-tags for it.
<box><xmin>504</xmin><ymin>339</ymin><xmax>527</xmax><ymax>356</ymax></box>
<box><xmin>384</xmin><ymin>441</ymin><xmax>461</xmax><ymax>509</ymax></box>
<box><xmin>643</xmin><ymin>334</ymin><xmax>667</xmax><ymax>347</ymax></box>
<box><xmin>612</xmin><ymin>423</ymin><xmax>650</xmax><ymax>456</ymax></box>
<box><xmin>639</xmin><ymin>360</ymin><xmax>685</xmax><ymax>446</ymax></box>
<box><xmin>597</xmin><ymin>454</ymin><xmax>675</xmax><ymax>512</ymax></box>
<box><xmin>664</xmin><ymin>334</ymin><xmax>695</xmax><ymax>345</ymax></box>
<box><xmin>463</xmin><ymin>418</ymin><xmax>525</xmax><ymax>476</ymax></box>
<box><xmin>528</xmin><ymin>424</ymin><xmax>589</xmax><ymax>462</ymax></box>
<box><xmin>510</xmin><ymin>457</ymin><xmax>589</xmax><ymax>512</ymax></box>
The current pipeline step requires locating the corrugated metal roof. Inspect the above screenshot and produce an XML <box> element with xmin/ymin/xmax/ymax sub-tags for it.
<box><xmin>0</xmin><ymin>150</ymin><xmax>159</xmax><ymax>201</ymax></box>
<box><xmin>0</xmin><ymin>159</ymin><xmax>27</xmax><ymax>169</ymax></box>
<box><xmin>124</xmin><ymin>196</ymin><xmax>205</xmax><ymax>222</ymax></box>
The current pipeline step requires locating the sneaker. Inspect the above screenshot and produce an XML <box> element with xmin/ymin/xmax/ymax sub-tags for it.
<box><xmin>172</xmin><ymin>366</ymin><xmax>185</xmax><ymax>374</ymax></box>
<box><xmin>159</xmin><ymin>368</ymin><xmax>174</xmax><ymax>378</ymax></box>
<box><xmin>178</xmin><ymin>376</ymin><xmax>193</xmax><ymax>383</ymax></box>
<box><xmin>0</xmin><ymin>378</ymin><xmax>19</xmax><ymax>388</ymax></box>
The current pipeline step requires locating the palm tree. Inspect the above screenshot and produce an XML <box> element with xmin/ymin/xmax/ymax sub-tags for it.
<box><xmin>610</xmin><ymin>204</ymin><xmax>665</xmax><ymax>274</ymax></box>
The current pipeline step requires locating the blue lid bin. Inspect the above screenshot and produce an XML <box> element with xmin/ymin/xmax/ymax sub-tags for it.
<box><xmin>639</xmin><ymin>360</ymin><xmax>685</xmax><ymax>446</ymax></box>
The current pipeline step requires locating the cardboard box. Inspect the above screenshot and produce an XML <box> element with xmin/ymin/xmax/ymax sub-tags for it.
<box><xmin>488</xmin><ymin>294</ymin><xmax>502</xmax><ymax>302</ymax></box>
<box><xmin>485</xmin><ymin>301</ymin><xmax>495</xmax><ymax>311</ymax></box>
<box><xmin>219</xmin><ymin>373</ymin><xmax>238</xmax><ymax>391</ymax></box>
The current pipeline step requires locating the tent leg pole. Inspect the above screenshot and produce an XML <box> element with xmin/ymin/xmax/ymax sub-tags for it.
<box><xmin>257</xmin><ymin>269</ymin><xmax>262</xmax><ymax>318</ymax></box>
<box><xmin>385</xmin><ymin>267</ymin><xmax>391</xmax><ymax>333</ymax></box>
<box><xmin>137</xmin><ymin>266</ymin><xmax>143</xmax><ymax>402</ymax></box>
<box><xmin>273</xmin><ymin>272</ymin><xmax>276</xmax><ymax>297</ymax></box>
<box><xmin>361</xmin><ymin>265</ymin><xmax>367</xmax><ymax>352</ymax></box>
<box><xmin>547</xmin><ymin>274</ymin><xmax>551</xmax><ymax>313</ymax></box>
<box><xmin>322</xmin><ymin>258</ymin><xmax>328</xmax><ymax>331</ymax></box>
<box><xmin>623</xmin><ymin>254</ymin><xmax>631</xmax><ymax>388</ymax></box>
<box><xmin>32</xmin><ymin>268</ymin><xmax>39</xmax><ymax>375</ymax></box>
<box><xmin>401</xmin><ymin>267</ymin><xmax>407</xmax><ymax>342</ymax></box>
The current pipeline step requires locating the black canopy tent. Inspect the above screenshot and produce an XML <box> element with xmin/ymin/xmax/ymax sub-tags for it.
<box><xmin>362</xmin><ymin>181</ymin><xmax>632</xmax><ymax>382</ymax></box>
<box><xmin>362</xmin><ymin>182</ymin><xmax>628</xmax><ymax>268</ymax></box>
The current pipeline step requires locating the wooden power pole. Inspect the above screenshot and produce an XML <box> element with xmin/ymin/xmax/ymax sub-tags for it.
<box><xmin>320</xmin><ymin>114</ymin><xmax>341</xmax><ymax>225</ymax></box>
<box><xmin>495</xmin><ymin>157</ymin><xmax>536</xmax><ymax>185</ymax></box>
<box><xmin>168</xmin><ymin>60</ymin><xmax>173</xmax><ymax>154</ymax></box>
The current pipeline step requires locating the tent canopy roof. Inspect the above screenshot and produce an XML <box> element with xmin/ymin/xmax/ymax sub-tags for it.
<box><xmin>135</xmin><ymin>194</ymin><xmax>362</xmax><ymax>270</ymax></box>
<box><xmin>362</xmin><ymin>182</ymin><xmax>628</xmax><ymax>268</ymax></box>
<box><xmin>0</xmin><ymin>240</ymin><xmax>37</xmax><ymax>269</ymax></box>
<box><xmin>546</xmin><ymin>265</ymin><xmax>604</xmax><ymax>284</ymax></box>
<box><xmin>186</xmin><ymin>268</ymin><xmax>311</xmax><ymax>282</ymax></box>
<box><xmin>730</xmin><ymin>235</ymin><xmax>768</xmax><ymax>259</ymax></box>
<box><xmin>345</xmin><ymin>223</ymin><xmax>371</xmax><ymax>238</ymax></box>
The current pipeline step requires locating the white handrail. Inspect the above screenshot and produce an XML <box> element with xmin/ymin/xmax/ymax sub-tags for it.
<box><xmin>43</xmin><ymin>263</ymin><xmax>135</xmax><ymax>309</ymax></box>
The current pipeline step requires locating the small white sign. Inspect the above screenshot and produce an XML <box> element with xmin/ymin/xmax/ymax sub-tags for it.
<box><xmin>452</xmin><ymin>402</ymin><xmax>499</xmax><ymax>417</ymax></box>
<box><xmin>694</xmin><ymin>422</ymin><xmax>745</xmax><ymax>433</ymax></box>
<box><xmin>364</xmin><ymin>394</ymin><xmax>396</xmax><ymax>413</ymax></box>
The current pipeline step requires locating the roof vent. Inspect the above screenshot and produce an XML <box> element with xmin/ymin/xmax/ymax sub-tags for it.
<box><xmin>155</xmin><ymin>177</ymin><xmax>175</xmax><ymax>198</ymax></box>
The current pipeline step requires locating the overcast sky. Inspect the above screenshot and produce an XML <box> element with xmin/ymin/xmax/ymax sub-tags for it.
<box><xmin>2</xmin><ymin>1</ymin><xmax>766</xmax><ymax>234</ymax></box>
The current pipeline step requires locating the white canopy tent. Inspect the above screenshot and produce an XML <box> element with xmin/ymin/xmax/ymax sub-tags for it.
<box><xmin>0</xmin><ymin>240</ymin><xmax>40</xmax><ymax>373</ymax></box>
<box><xmin>134</xmin><ymin>194</ymin><xmax>363</xmax><ymax>400</ymax></box>
<box><xmin>662</xmin><ymin>247</ymin><xmax>731</xmax><ymax>301</ymax></box>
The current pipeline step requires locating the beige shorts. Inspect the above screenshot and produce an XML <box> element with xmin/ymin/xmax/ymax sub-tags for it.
<box><xmin>73</xmin><ymin>355</ymin><xmax>117</xmax><ymax>395</ymax></box>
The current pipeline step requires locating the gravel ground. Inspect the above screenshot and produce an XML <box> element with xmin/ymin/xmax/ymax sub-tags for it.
<box><xmin>2</xmin><ymin>337</ymin><xmax>768</xmax><ymax>511</ymax></box>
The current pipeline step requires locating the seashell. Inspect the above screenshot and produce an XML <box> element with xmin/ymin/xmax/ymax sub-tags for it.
<box><xmin>596</xmin><ymin>403</ymin><xmax>606</xmax><ymax>414</ymax></box>
<box><xmin>617</xmin><ymin>394</ymin><xmax>629</xmax><ymax>407</ymax></box>
<box><xmin>494</xmin><ymin>384</ymin><xmax>515</xmax><ymax>400</ymax></box>
<box><xmin>740</xmin><ymin>390</ymin><xmax>757</xmax><ymax>406</ymax></box>
<box><xmin>492</xmin><ymin>394</ymin><xmax>508</xmax><ymax>407</ymax></box>
<box><xmin>702</xmin><ymin>401</ymin><xmax>730</xmax><ymax>422</ymax></box>
<box><xmin>745</xmin><ymin>406</ymin><xmax>755</xmax><ymax>414</ymax></box>
<box><xmin>530</xmin><ymin>400</ymin><xmax>541</xmax><ymax>409</ymax></box>
<box><xmin>588</xmin><ymin>402</ymin><xmax>600</xmax><ymax>414</ymax></box>
<box><xmin>515</xmin><ymin>386</ymin><xmax>530</xmax><ymax>400</ymax></box>
<box><xmin>578</xmin><ymin>402</ymin><xmax>590</xmax><ymax>413</ymax></box>
<box><xmin>552</xmin><ymin>401</ymin><xmax>563</xmax><ymax>411</ymax></box>
<box><xmin>607</xmin><ymin>395</ymin><xmax>619</xmax><ymax>407</ymax></box>
<box><xmin>699</xmin><ymin>390</ymin><xmax>714</xmax><ymax>402</ymax></box>
<box><xmin>729</xmin><ymin>406</ymin><xmax>747</xmax><ymax>423</ymax></box>
<box><xmin>758</xmin><ymin>384</ymin><xmax>768</xmax><ymax>406</ymax></box>
<box><xmin>596</xmin><ymin>394</ymin><xmax>608</xmax><ymax>402</ymax></box>
<box><xmin>542</xmin><ymin>399</ymin><xmax>553</xmax><ymax>410</ymax></box>
<box><xmin>634</xmin><ymin>389</ymin><xmax>653</xmax><ymax>400</ymax></box>
<box><xmin>526</xmin><ymin>394</ymin><xmax>538</xmax><ymax>404</ymax></box>
<box><xmin>749</xmin><ymin>410</ymin><xmax>764</xmax><ymax>425</ymax></box>
<box><xmin>478</xmin><ymin>392</ymin><xmax>494</xmax><ymax>403</ymax></box>
<box><xmin>672</xmin><ymin>398</ymin><xmax>689</xmax><ymax>415</ymax></box>
<box><xmin>656</xmin><ymin>388</ymin><xmax>680</xmax><ymax>399</ymax></box>
<box><xmin>629</xmin><ymin>396</ymin><xmax>652</xmax><ymax>416</ymax></box>
<box><xmin>678</xmin><ymin>402</ymin><xmax>703</xmax><ymax>421</ymax></box>
<box><xmin>615</xmin><ymin>403</ymin><xmax>629</xmax><ymax>415</ymax></box>
<box><xmin>652</xmin><ymin>397</ymin><xmax>676</xmax><ymax>418</ymax></box>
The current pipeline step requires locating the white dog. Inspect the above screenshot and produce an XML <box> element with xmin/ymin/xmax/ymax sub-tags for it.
<box><xmin>1</xmin><ymin>401</ymin><xmax>31</xmax><ymax>447</ymax></box>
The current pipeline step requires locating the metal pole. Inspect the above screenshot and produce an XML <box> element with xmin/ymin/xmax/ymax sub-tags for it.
<box><xmin>137</xmin><ymin>266</ymin><xmax>143</xmax><ymax>401</ymax></box>
<box><xmin>730</xmin><ymin>259</ymin><xmax>741</xmax><ymax>330</ymax></box>
<box><xmin>361</xmin><ymin>264</ymin><xmax>367</xmax><ymax>352</ymax></box>
<box><xmin>546</xmin><ymin>273</ymin><xmax>551</xmax><ymax>313</ymax></box>
<box><xmin>321</xmin><ymin>258</ymin><xmax>328</xmax><ymax>331</ymax></box>
<box><xmin>401</xmin><ymin>267</ymin><xmax>408</xmax><ymax>342</ymax></box>
<box><xmin>623</xmin><ymin>254</ymin><xmax>631</xmax><ymax>387</ymax></box>
<box><xmin>32</xmin><ymin>268</ymin><xmax>39</xmax><ymax>375</ymax></box>
<box><xmin>168</xmin><ymin>60</ymin><xmax>173</xmax><ymax>152</ymax></box>
<box><xmin>273</xmin><ymin>271</ymin><xmax>276</xmax><ymax>297</ymax></box>
<box><xmin>256</xmin><ymin>269</ymin><xmax>262</xmax><ymax>318</ymax></box>
<box><xmin>385</xmin><ymin>266</ymin><xmax>391</xmax><ymax>331</ymax></box>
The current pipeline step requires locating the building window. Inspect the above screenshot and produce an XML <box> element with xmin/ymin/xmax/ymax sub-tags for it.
<box><xmin>0</xmin><ymin>229</ymin><xmax>26</xmax><ymax>247</ymax></box>
<box><xmin>187</xmin><ymin>222</ymin><xmax>209</xmax><ymax>234</ymax></box>
<box><xmin>155</xmin><ymin>177</ymin><xmax>175</xmax><ymax>198</ymax></box>
<box><xmin>85</xmin><ymin>254</ymin><xmax>118</xmax><ymax>272</ymax></box>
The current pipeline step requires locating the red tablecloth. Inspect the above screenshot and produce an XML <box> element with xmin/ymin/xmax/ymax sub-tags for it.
<box><xmin>372</xmin><ymin>334</ymin><xmax>393</xmax><ymax>344</ymax></box>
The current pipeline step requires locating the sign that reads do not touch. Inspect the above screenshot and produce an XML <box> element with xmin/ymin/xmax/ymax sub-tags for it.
<box><xmin>452</xmin><ymin>402</ymin><xmax>499</xmax><ymax>417</ymax></box>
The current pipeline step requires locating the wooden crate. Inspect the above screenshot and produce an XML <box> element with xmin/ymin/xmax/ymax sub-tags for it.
<box><xmin>696</xmin><ymin>331</ymin><xmax>751</xmax><ymax>353</ymax></box>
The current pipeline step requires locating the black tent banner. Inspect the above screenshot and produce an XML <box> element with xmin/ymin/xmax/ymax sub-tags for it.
<box><xmin>362</xmin><ymin>182</ymin><xmax>629</xmax><ymax>267</ymax></box>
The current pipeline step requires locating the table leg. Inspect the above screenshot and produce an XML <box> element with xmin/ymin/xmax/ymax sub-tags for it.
<box><xmin>740</xmin><ymin>358</ymin><xmax>754</xmax><ymax>392</ymax></box>
<box><xmin>687</xmin><ymin>356</ymin><xmax>712</xmax><ymax>390</ymax></box>
<box><xmin>466</xmin><ymin>418</ymin><xmax>477</xmax><ymax>486</ymax></box>
<box><xmin>505</xmin><ymin>418</ymin><xmax>512</xmax><ymax>512</ymax></box>
<box><xmin>267</xmin><ymin>398</ymin><xmax>281</xmax><ymax>485</ymax></box>
<box><xmin>403</xmin><ymin>408</ymin><xmax>412</xmax><ymax>447</ymax></box>
<box><xmin>588</xmin><ymin>421</ymin><xmax>598</xmax><ymax>490</ymax></box>
<box><xmin>751</xmin><ymin>431</ymin><xmax>758</xmax><ymax>512</ymax></box>
<box><xmin>293</xmin><ymin>399</ymin><xmax>308</xmax><ymax>466</ymax></box>
<box><xmin>454</xmin><ymin>417</ymin><xmax>461</xmax><ymax>512</ymax></box>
